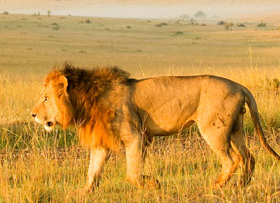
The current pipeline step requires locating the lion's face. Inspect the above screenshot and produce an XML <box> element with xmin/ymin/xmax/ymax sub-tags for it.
<box><xmin>31</xmin><ymin>83</ymin><xmax>60</xmax><ymax>131</ymax></box>
<box><xmin>31</xmin><ymin>73</ymin><xmax>73</xmax><ymax>132</ymax></box>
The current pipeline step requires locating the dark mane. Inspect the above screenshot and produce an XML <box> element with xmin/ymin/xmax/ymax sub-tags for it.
<box><xmin>62</xmin><ymin>63</ymin><xmax>131</xmax><ymax>95</ymax></box>
<box><xmin>61</xmin><ymin>63</ymin><xmax>129</xmax><ymax>118</ymax></box>
<box><xmin>47</xmin><ymin>63</ymin><xmax>133</xmax><ymax>150</ymax></box>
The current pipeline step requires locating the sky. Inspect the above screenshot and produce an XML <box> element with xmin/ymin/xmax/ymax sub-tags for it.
<box><xmin>0</xmin><ymin>0</ymin><xmax>280</xmax><ymax>19</ymax></box>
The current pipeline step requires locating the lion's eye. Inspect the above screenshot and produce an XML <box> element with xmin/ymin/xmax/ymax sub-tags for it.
<box><xmin>43</xmin><ymin>97</ymin><xmax>48</xmax><ymax>102</ymax></box>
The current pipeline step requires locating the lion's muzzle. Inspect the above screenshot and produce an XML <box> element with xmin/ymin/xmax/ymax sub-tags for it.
<box><xmin>31</xmin><ymin>112</ymin><xmax>55</xmax><ymax>132</ymax></box>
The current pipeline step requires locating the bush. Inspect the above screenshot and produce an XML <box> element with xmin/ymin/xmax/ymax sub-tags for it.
<box><xmin>51</xmin><ymin>22</ymin><xmax>60</xmax><ymax>30</ymax></box>
<box><xmin>237</xmin><ymin>23</ymin><xmax>246</xmax><ymax>27</ymax></box>
<box><xmin>155</xmin><ymin>23</ymin><xmax>168</xmax><ymax>27</ymax></box>
<box><xmin>217</xmin><ymin>21</ymin><xmax>225</xmax><ymax>25</ymax></box>
<box><xmin>174</xmin><ymin>31</ymin><xmax>184</xmax><ymax>36</ymax></box>
<box><xmin>85</xmin><ymin>19</ymin><xmax>91</xmax><ymax>24</ymax></box>
<box><xmin>2</xmin><ymin>11</ymin><xmax>9</xmax><ymax>15</ymax></box>
<box><xmin>257</xmin><ymin>21</ymin><xmax>266</xmax><ymax>27</ymax></box>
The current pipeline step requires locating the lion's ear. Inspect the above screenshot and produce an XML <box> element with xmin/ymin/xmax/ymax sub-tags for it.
<box><xmin>58</xmin><ymin>75</ymin><xmax>68</xmax><ymax>93</ymax></box>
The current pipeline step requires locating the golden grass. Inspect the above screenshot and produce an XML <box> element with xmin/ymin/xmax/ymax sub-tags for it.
<box><xmin>1</xmin><ymin>66</ymin><xmax>280</xmax><ymax>202</ymax></box>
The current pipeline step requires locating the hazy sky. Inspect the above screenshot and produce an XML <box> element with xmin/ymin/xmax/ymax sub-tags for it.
<box><xmin>1</xmin><ymin>0</ymin><xmax>280</xmax><ymax>19</ymax></box>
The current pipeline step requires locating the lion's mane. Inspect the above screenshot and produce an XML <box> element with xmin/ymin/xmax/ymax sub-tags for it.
<box><xmin>45</xmin><ymin>63</ymin><xmax>132</xmax><ymax>150</ymax></box>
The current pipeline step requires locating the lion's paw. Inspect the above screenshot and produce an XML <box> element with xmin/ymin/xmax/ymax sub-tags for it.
<box><xmin>141</xmin><ymin>175</ymin><xmax>161</xmax><ymax>189</ymax></box>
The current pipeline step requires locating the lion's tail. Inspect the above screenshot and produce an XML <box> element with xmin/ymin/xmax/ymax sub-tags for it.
<box><xmin>243</xmin><ymin>87</ymin><xmax>280</xmax><ymax>160</ymax></box>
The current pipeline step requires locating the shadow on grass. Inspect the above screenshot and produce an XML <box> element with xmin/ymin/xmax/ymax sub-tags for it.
<box><xmin>0</xmin><ymin>120</ymin><xmax>78</xmax><ymax>151</ymax></box>
<box><xmin>0</xmin><ymin>120</ymin><xmax>88</xmax><ymax>166</ymax></box>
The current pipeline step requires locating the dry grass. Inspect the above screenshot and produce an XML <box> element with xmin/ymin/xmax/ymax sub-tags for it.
<box><xmin>2</xmin><ymin>67</ymin><xmax>280</xmax><ymax>202</ymax></box>
<box><xmin>1</xmin><ymin>14</ymin><xmax>280</xmax><ymax>202</ymax></box>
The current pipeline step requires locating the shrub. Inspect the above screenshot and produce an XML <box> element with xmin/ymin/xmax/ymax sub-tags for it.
<box><xmin>257</xmin><ymin>21</ymin><xmax>266</xmax><ymax>27</ymax></box>
<box><xmin>51</xmin><ymin>23</ymin><xmax>60</xmax><ymax>30</ymax></box>
<box><xmin>155</xmin><ymin>23</ymin><xmax>168</xmax><ymax>27</ymax></box>
<box><xmin>237</xmin><ymin>23</ymin><xmax>246</xmax><ymax>27</ymax></box>
<box><xmin>85</xmin><ymin>19</ymin><xmax>91</xmax><ymax>24</ymax></box>
<box><xmin>174</xmin><ymin>31</ymin><xmax>184</xmax><ymax>36</ymax></box>
<box><xmin>217</xmin><ymin>21</ymin><xmax>225</xmax><ymax>25</ymax></box>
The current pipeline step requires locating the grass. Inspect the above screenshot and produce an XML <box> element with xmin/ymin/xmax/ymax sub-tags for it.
<box><xmin>1</xmin><ymin>14</ymin><xmax>280</xmax><ymax>202</ymax></box>
<box><xmin>1</xmin><ymin>14</ymin><xmax>280</xmax><ymax>75</ymax></box>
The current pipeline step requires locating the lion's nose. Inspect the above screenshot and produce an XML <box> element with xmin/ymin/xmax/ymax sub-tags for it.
<box><xmin>31</xmin><ymin>113</ymin><xmax>37</xmax><ymax>118</ymax></box>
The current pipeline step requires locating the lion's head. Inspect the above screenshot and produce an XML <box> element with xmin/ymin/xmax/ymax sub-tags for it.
<box><xmin>31</xmin><ymin>63</ymin><xmax>131</xmax><ymax>150</ymax></box>
<box><xmin>31</xmin><ymin>71</ymin><xmax>74</xmax><ymax>132</ymax></box>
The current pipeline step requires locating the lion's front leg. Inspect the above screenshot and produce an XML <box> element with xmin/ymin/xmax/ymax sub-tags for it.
<box><xmin>125</xmin><ymin>137</ymin><xmax>160</xmax><ymax>189</ymax></box>
<box><xmin>84</xmin><ymin>147</ymin><xmax>108</xmax><ymax>192</ymax></box>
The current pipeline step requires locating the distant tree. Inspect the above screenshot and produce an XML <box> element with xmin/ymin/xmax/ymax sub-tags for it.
<box><xmin>2</xmin><ymin>11</ymin><xmax>9</xmax><ymax>15</ymax></box>
<box><xmin>179</xmin><ymin>14</ymin><xmax>189</xmax><ymax>21</ymax></box>
<box><xmin>194</xmin><ymin>11</ymin><xmax>206</xmax><ymax>20</ymax></box>
<box><xmin>190</xmin><ymin>18</ymin><xmax>195</xmax><ymax>24</ymax></box>
<box><xmin>47</xmin><ymin>10</ymin><xmax>51</xmax><ymax>17</ymax></box>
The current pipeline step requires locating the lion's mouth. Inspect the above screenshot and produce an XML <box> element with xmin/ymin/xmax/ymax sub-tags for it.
<box><xmin>44</xmin><ymin>121</ymin><xmax>55</xmax><ymax>132</ymax></box>
<box><xmin>46</xmin><ymin>121</ymin><xmax>53</xmax><ymax>127</ymax></box>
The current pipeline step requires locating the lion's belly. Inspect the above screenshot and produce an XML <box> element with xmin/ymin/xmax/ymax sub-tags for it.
<box><xmin>146</xmin><ymin>116</ymin><xmax>194</xmax><ymax>135</ymax></box>
<box><xmin>142</xmin><ymin>99</ymin><xmax>196</xmax><ymax>135</ymax></box>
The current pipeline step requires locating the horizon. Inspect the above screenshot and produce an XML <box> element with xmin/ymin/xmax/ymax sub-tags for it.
<box><xmin>1</xmin><ymin>1</ymin><xmax>280</xmax><ymax>19</ymax></box>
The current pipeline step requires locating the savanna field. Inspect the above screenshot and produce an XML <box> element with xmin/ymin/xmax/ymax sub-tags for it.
<box><xmin>1</xmin><ymin>13</ymin><xmax>280</xmax><ymax>202</ymax></box>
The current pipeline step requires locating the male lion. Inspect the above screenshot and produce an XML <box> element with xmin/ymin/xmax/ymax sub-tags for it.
<box><xmin>31</xmin><ymin>63</ymin><xmax>280</xmax><ymax>191</ymax></box>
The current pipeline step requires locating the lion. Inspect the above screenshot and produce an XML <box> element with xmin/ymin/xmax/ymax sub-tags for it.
<box><xmin>31</xmin><ymin>63</ymin><xmax>280</xmax><ymax>191</ymax></box>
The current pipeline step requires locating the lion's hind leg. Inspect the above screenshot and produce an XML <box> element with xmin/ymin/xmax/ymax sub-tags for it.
<box><xmin>230</xmin><ymin>114</ymin><xmax>255</xmax><ymax>186</ymax></box>
<box><xmin>213</xmin><ymin>147</ymin><xmax>240</xmax><ymax>188</ymax></box>
<box><xmin>197</xmin><ymin>121</ymin><xmax>240</xmax><ymax>188</ymax></box>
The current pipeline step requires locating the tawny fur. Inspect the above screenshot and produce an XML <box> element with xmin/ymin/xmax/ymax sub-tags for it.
<box><xmin>32</xmin><ymin>63</ymin><xmax>280</xmax><ymax>190</ymax></box>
